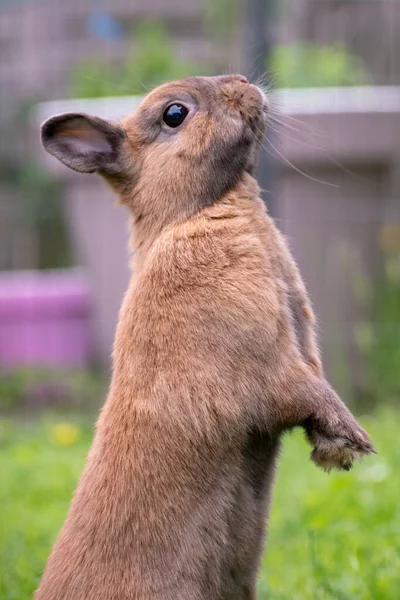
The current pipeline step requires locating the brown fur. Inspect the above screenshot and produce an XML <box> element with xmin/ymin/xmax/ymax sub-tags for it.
<box><xmin>36</xmin><ymin>75</ymin><xmax>374</xmax><ymax>600</ymax></box>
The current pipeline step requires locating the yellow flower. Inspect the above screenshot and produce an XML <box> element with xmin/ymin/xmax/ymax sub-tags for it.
<box><xmin>49</xmin><ymin>423</ymin><xmax>81</xmax><ymax>446</ymax></box>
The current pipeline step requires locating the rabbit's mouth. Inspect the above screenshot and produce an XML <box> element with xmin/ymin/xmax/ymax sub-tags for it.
<box><xmin>217</xmin><ymin>77</ymin><xmax>267</xmax><ymax>141</ymax></box>
<box><xmin>241</xmin><ymin>86</ymin><xmax>268</xmax><ymax>175</ymax></box>
<box><xmin>248</xmin><ymin>85</ymin><xmax>269</xmax><ymax>132</ymax></box>
<box><xmin>214</xmin><ymin>76</ymin><xmax>268</xmax><ymax>176</ymax></box>
<box><xmin>244</xmin><ymin>89</ymin><xmax>267</xmax><ymax>150</ymax></box>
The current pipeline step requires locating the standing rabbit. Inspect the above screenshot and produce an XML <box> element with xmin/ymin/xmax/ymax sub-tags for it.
<box><xmin>36</xmin><ymin>75</ymin><xmax>374</xmax><ymax>600</ymax></box>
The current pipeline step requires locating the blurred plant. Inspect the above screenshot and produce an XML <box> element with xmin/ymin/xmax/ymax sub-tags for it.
<box><xmin>69</xmin><ymin>19</ymin><xmax>210</xmax><ymax>98</ymax></box>
<box><xmin>2</xmin><ymin>160</ymin><xmax>60</xmax><ymax>224</ymax></box>
<box><xmin>270</xmin><ymin>43</ymin><xmax>370</xmax><ymax>88</ymax></box>
<box><xmin>353</xmin><ymin>223</ymin><xmax>400</xmax><ymax>406</ymax></box>
<box><xmin>0</xmin><ymin>368</ymin><xmax>106</xmax><ymax>413</ymax></box>
<box><xmin>0</xmin><ymin>97</ymin><xmax>71</xmax><ymax>270</ymax></box>
<box><xmin>1</xmin><ymin>161</ymin><xmax>70</xmax><ymax>270</ymax></box>
<box><xmin>203</xmin><ymin>0</ymin><xmax>241</xmax><ymax>40</ymax></box>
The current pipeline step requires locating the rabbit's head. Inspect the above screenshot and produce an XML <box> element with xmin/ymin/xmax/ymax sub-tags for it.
<box><xmin>42</xmin><ymin>75</ymin><xmax>267</xmax><ymax>225</ymax></box>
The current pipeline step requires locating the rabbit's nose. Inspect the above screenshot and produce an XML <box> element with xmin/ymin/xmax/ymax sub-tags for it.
<box><xmin>219</xmin><ymin>74</ymin><xmax>248</xmax><ymax>85</ymax></box>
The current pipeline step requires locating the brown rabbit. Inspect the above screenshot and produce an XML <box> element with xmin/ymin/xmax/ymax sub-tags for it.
<box><xmin>36</xmin><ymin>75</ymin><xmax>374</xmax><ymax>600</ymax></box>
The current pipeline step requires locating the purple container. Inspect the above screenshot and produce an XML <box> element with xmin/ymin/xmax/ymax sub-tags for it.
<box><xmin>0</xmin><ymin>269</ymin><xmax>91</xmax><ymax>368</ymax></box>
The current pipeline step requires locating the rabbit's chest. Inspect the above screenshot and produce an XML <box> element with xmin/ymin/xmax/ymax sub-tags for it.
<box><xmin>242</xmin><ymin>426</ymin><xmax>281</xmax><ymax>501</ymax></box>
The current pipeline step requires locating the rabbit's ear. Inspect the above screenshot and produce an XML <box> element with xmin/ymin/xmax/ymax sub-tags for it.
<box><xmin>41</xmin><ymin>113</ymin><xmax>125</xmax><ymax>174</ymax></box>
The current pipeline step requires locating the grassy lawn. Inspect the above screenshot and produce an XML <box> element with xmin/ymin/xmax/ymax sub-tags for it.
<box><xmin>0</xmin><ymin>409</ymin><xmax>399</xmax><ymax>600</ymax></box>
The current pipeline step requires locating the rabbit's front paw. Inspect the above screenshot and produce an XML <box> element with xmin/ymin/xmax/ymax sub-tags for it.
<box><xmin>307</xmin><ymin>418</ymin><xmax>375</xmax><ymax>472</ymax></box>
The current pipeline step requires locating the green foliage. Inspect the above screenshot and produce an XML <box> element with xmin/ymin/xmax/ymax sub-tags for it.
<box><xmin>0</xmin><ymin>417</ymin><xmax>94</xmax><ymax>599</ymax></box>
<box><xmin>0</xmin><ymin>98</ymin><xmax>71</xmax><ymax>270</ymax></box>
<box><xmin>203</xmin><ymin>0</ymin><xmax>240</xmax><ymax>39</ymax></box>
<box><xmin>353</xmin><ymin>224</ymin><xmax>400</xmax><ymax>406</ymax></box>
<box><xmin>0</xmin><ymin>368</ymin><xmax>106</xmax><ymax>413</ymax></box>
<box><xmin>69</xmin><ymin>20</ymin><xmax>210</xmax><ymax>98</ymax></box>
<box><xmin>261</xmin><ymin>409</ymin><xmax>400</xmax><ymax>599</ymax></box>
<box><xmin>0</xmin><ymin>409</ymin><xmax>398</xmax><ymax>599</ymax></box>
<box><xmin>270</xmin><ymin>44</ymin><xmax>370</xmax><ymax>88</ymax></box>
<box><xmin>2</xmin><ymin>162</ymin><xmax>62</xmax><ymax>228</ymax></box>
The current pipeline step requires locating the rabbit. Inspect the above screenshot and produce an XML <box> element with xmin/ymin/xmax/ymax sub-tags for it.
<box><xmin>35</xmin><ymin>75</ymin><xmax>375</xmax><ymax>600</ymax></box>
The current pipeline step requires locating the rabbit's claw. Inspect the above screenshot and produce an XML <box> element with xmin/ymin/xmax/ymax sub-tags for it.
<box><xmin>308</xmin><ymin>420</ymin><xmax>376</xmax><ymax>472</ymax></box>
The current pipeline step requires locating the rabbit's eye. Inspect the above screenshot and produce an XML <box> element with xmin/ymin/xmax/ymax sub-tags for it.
<box><xmin>163</xmin><ymin>104</ymin><xmax>189</xmax><ymax>128</ymax></box>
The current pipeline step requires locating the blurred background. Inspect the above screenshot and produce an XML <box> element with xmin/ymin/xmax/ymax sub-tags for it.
<box><xmin>1</xmin><ymin>1</ymin><xmax>399</xmax><ymax>599</ymax></box>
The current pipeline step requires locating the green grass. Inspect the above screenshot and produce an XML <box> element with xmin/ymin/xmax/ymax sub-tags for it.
<box><xmin>0</xmin><ymin>410</ymin><xmax>399</xmax><ymax>599</ymax></box>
